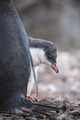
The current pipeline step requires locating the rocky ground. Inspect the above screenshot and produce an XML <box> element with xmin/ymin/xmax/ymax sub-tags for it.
<box><xmin>0</xmin><ymin>98</ymin><xmax>80</xmax><ymax>120</ymax></box>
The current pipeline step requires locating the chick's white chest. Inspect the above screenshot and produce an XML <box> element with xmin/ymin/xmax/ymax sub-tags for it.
<box><xmin>30</xmin><ymin>48</ymin><xmax>45</xmax><ymax>66</ymax></box>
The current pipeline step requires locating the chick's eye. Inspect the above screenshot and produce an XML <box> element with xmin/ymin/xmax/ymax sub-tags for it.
<box><xmin>48</xmin><ymin>55</ymin><xmax>52</xmax><ymax>59</ymax></box>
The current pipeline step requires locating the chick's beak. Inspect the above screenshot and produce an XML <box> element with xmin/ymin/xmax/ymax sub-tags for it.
<box><xmin>52</xmin><ymin>63</ymin><xmax>59</xmax><ymax>73</ymax></box>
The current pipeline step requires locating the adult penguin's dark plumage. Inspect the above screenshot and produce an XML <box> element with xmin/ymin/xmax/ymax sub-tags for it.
<box><xmin>0</xmin><ymin>0</ymin><xmax>32</xmax><ymax>113</ymax></box>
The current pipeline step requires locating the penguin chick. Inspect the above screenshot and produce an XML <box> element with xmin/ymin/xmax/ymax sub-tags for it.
<box><xmin>27</xmin><ymin>37</ymin><xmax>59</xmax><ymax>101</ymax></box>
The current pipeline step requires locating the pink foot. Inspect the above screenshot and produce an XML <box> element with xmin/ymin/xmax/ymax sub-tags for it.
<box><xmin>26</xmin><ymin>96</ymin><xmax>37</xmax><ymax>102</ymax></box>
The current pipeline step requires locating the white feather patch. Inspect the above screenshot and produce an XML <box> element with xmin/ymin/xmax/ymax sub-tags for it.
<box><xmin>30</xmin><ymin>48</ymin><xmax>45</xmax><ymax>66</ymax></box>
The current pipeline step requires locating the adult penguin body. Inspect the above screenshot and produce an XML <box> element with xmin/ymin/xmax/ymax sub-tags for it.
<box><xmin>0</xmin><ymin>0</ymin><xmax>32</xmax><ymax>113</ymax></box>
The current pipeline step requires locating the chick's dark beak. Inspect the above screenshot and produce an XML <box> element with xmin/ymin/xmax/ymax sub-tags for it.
<box><xmin>52</xmin><ymin>63</ymin><xmax>59</xmax><ymax>73</ymax></box>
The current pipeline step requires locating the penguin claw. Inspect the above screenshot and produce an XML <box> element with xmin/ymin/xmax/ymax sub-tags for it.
<box><xmin>26</xmin><ymin>96</ymin><xmax>37</xmax><ymax>102</ymax></box>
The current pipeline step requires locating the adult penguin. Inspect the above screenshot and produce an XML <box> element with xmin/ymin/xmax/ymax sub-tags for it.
<box><xmin>0</xmin><ymin>0</ymin><xmax>32</xmax><ymax>113</ymax></box>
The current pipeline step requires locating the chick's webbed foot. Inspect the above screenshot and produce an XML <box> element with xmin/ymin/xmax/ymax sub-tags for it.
<box><xmin>26</xmin><ymin>96</ymin><xmax>37</xmax><ymax>102</ymax></box>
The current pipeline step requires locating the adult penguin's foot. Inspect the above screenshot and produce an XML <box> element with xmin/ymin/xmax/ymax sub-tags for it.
<box><xmin>26</xmin><ymin>96</ymin><xmax>37</xmax><ymax>102</ymax></box>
